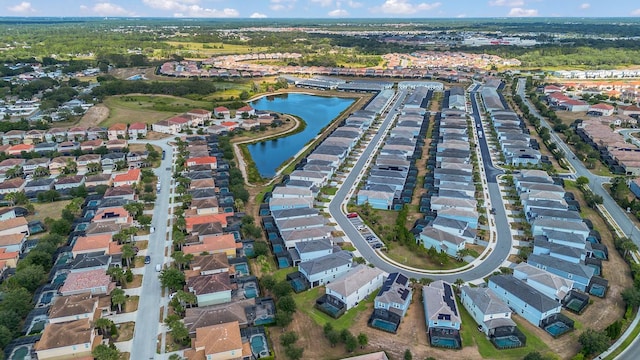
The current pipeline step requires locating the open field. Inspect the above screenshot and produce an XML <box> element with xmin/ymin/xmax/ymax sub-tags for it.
<box><xmin>160</xmin><ymin>41</ymin><xmax>268</xmax><ymax>58</ymax></box>
<box><xmin>28</xmin><ymin>200</ymin><xmax>72</xmax><ymax>224</ymax></box>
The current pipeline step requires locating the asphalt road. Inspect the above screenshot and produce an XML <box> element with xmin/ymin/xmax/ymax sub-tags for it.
<box><xmin>515</xmin><ymin>79</ymin><xmax>640</xmax><ymax>360</ymax></box>
<box><xmin>129</xmin><ymin>139</ymin><xmax>174</xmax><ymax>360</ymax></box>
<box><xmin>328</xmin><ymin>88</ymin><xmax>513</xmax><ymax>282</ymax></box>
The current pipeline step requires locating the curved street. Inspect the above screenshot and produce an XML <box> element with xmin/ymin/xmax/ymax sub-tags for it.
<box><xmin>328</xmin><ymin>88</ymin><xmax>513</xmax><ymax>283</ymax></box>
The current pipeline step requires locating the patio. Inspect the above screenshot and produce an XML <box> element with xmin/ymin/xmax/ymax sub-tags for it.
<box><xmin>315</xmin><ymin>294</ymin><xmax>346</xmax><ymax>319</ymax></box>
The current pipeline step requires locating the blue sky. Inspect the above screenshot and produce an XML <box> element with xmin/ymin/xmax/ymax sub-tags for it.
<box><xmin>4</xmin><ymin>0</ymin><xmax>640</xmax><ymax>18</ymax></box>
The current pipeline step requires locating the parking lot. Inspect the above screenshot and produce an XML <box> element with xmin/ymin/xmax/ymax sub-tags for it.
<box><xmin>347</xmin><ymin>213</ymin><xmax>385</xmax><ymax>249</ymax></box>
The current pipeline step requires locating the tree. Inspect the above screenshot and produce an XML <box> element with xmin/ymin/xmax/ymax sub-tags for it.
<box><xmin>273</xmin><ymin>281</ymin><xmax>293</xmax><ymax>298</ymax></box>
<box><xmin>121</xmin><ymin>243</ymin><xmax>137</xmax><ymax>266</ymax></box>
<box><xmin>169</xmin><ymin>290</ymin><xmax>197</xmax><ymax>316</ymax></box>
<box><xmin>159</xmin><ymin>267</ymin><xmax>186</xmax><ymax>292</ymax></box>
<box><xmin>253</xmin><ymin>241</ymin><xmax>269</xmax><ymax>257</ymax></box>
<box><xmin>277</xmin><ymin>295</ymin><xmax>296</xmax><ymax>313</ymax></box>
<box><xmin>0</xmin><ymin>325</ymin><xmax>13</xmax><ymax>349</ymax></box>
<box><xmin>138</xmin><ymin>214</ymin><xmax>152</xmax><ymax>227</ymax></box>
<box><xmin>95</xmin><ymin>318</ymin><xmax>115</xmax><ymax>337</ymax></box>
<box><xmin>578</xmin><ymin>328</ymin><xmax>610</xmax><ymax>356</ymax></box>
<box><xmin>7</xmin><ymin>264</ymin><xmax>45</xmax><ymax>292</ymax></box>
<box><xmin>260</xmin><ymin>275</ymin><xmax>276</xmax><ymax>293</ymax></box>
<box><xmin>345</xmin><ymin>333</ymin><xmax>358</xmax><ymax>352</ymax></box>
<box><xmin>111</xmin><ymin>288</ymin><xmax>127</xmax><ymax>312</ymax></box>
<box><xmin>280</xmin><ymin>331</ymin><xmax>298</xmax><ymax>346</ymax></box>
<box><xmin>124</xmin><ymin>202</ymin><xmax>144</xmax><ymax>219</ymax></box>
<box><xmin>576</xmin><ymin>176</ymin><xmax>589</xmax><ymax>187</ymax></box>
<box><xmin>168</xmin><ymin>355</ymin><xmax>184</xmax><ymax>360</ymax></box>
<box><xmin>327</xmin><ymin>330</ymin><xmax>341</xmax><ymax>347</ymax></box>
<box><xmin>622</xmin><ymin>287</ymin><xmax>640</xmax><ymax>308</ymax></box>
<box><xmin>357</xmin><ymin>332</ymin><xmax>368</xmax><ymax>349</ymax></box>
<box><xmin>0</xmin><ymin>288</ymin><xmax>33</xmax><ymax>317</ymax></box>
<box><xmin>172</xmin><ymin>230</ymin><xmax>186</xmax><ymax>250</ymax></box>
<box><xmin>166</xmin><ymin>316</ymin><xmax>189</xmax><ymax>346</ymax></box>
<box><xmin>275</xmin><ymin>310</ymin><xmax>293</xmax><ymax>328</ymax></box>
<box><xmin>107</xmin><ymin>266</ymin><xmax>127</xmax><ymax>285</ymax></box>
<box><xmin>92</xmin><ymin>344</ymin><xmax>121</xmax><ymax>360</ymax></box>
<box><xmin>284</xmin><ymin>346</ymin><xmax>304</xmax><ymax>360</ymax></box>
<box><xmin>171</xmin><ymin>251</ymin><xmax>193</xmax><ymax>271</ymax></box>
<box><xmin>403</xmin><ymin>349</ymin><xmax>413</xmax><ymax>360</ymax></box>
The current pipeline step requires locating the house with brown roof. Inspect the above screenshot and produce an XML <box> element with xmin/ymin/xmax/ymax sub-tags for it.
<box><xmin>45</xmin><ymin>127</ymin><xmax>68</xmax><ymax>143</ymax></box>
<box><xmin>190</xmin><ymin>197</ymin><xmax>219</xmax><ymax>215</ymax></box>
<box><xmin>185</xmin><ymin>253</ymin><xmax>230</xmax><ymax>279</ymax></box>
<box><xmin>2</xmin><ymin>130</ymin><xmax>26</xmax><ymax>145</ymax></box>
<box><xmin>105</xmin><ymin>138</ymin><xmax>127</xmax><ymax>150</ymax></box>
<box><xmin>54</xmin><ymin>175</ymin><xmax>86</xmax><ymax>190</ymax></box>
<box><xmin>85</xmin><ymin>173</ymin><xmax>113</xmax><ymax>188</ymax></box>
<box><xmin>59</xmin><ymin>269</ymin><xmax>114</xmax><ymax>296</ymax></box>
<box><xmin>182</xmin><ymin>233</ymin><xmax>241</xmax><ymax>258</ymax></box>
<box><xmin>0</xmin><ymin>158</ymin><xmax>25</xmax><ymax>172</ymax></box>
<box><xmin>35</xmin><ymin>318</ymin><xmax>101</xmax><ymax>360</ymax></box>
<box><xmin>236</xmin><ymin>105</ymin><xmax>255</xmax><ymax>117</ymax></box>
<box><xmin>67</xmin><ymin>127</ymin><xmax>87</xmax><ymax>141</ymax></box>
<box><xmin>127</xmin><ymin>122</ymin><xmax>147</xmax><ymax>139</ymax></box>
<box><xmin>49</xmin><ymin>156</ymin><xmax>76</xmax><ymax>175</ymax></box>
<box><xmin>0</xmin><ymin>177</ymin><xmax>26</xmax><ymax>195</ymax></box>
<box><xmin>187</xmin><ymin>109</ymin><xmax>212</xmax><ymax>126</ymax></box>
<box><xmin>72</xmin><ymin>234</ymin><xmax>113</xmax><ymax>258</ymax></box>
<box><xmin>76</xmin><ymin>154</ymin><xmax>102</xmax><ymax>169</ymax></box>
<box><xmin>48</xmin><ymin>293</ymin><xmax>99</xmax><ymax>324</ymax></box>
<box><xmin>80</xmin><ymin>139</ymin><xmax>104</xmax><ymax>152</ymax></box>
<box><xmin>186</xmin><ymin>272</ymin><xmax>235</xmax><ymax>306</ymax></box>
<box><xmin>214</xmin><ymin>106</ymin><xmax>230</xmax><ymax>119</ymax></box>
<box><xmin>589</xmin><ymin>103</ymin><xmax>615</xmax><ymax>116</ymax></box>
<box><xmin>183</xmin><ymin>321</ymin><xmax>251</xmax><ymax>360</ymax></box>
<box><xmin>0</xmin><ymin>218</ymin><xmax>29</xmax><ymax>250</ymax></box>
<box><xmin>92</xmin><ymin>207</ymin><xmax>131</xmax><ymax>225</ymax></box>
<box><xmin>85</xmin><ymin>221</ymin><xmax>127</xmax><ymax>236</ymax></box>
<box><xmin>24</xmin><ymin>129</ymin><xmax>45</xmax><ymax>144</ymax></box>
<box><xmin>108</xmin><ymin>123</ymin><xmax>127</xmax><ymax>140</ymax></box>
<box><xmin>22</xmin><ymin>157</ymin><xmax>51</xmax><ymax>175</ymax></box>
<box><xmin>152</xmin><ymin>119</ymin><xmax>180</xmax><ymax>134</ymax></box>
<box><xmin>189</xmin><ymin>178</ymin><xmax>216</xmax><ymax>191</ymax></box>
<box><xmin>112</xmin><ymin>168</ymin><xmax>141</xmax><ymax>187</ymax></box>
<box><xmin>103</xmin><ymin>185</ymin><xmax>135</xmax><ymax>200</ymax></box>
<box><xmin>86</xmin><ymin>127</ymin><xmax>107</xmax><ymax>141</ymax></box>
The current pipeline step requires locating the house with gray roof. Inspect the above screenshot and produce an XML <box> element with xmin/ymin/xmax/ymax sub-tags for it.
<box><xmin>288</xmin><ymin>238</ymin><xmax>333</xmax><ymax>266</ymax></box>
<box><xmin>460</xmin><ymin>286</ymin><xmax>517</xmax><ymax>337</ymax></box>
<box><xmin>418</xmin><ymin>226</ymin><xmax>468</xmax><ymax>257</ymax></box>
<box><xmin>533</xmin><ymin>237</ymin><xmax>588</xmax><ymax>264</ymax></box>
<box><xmin>531</xmin><ymin>218</ymin><xmax>590</xmax><ymax>240</ymax></box>
<box><xmin>488</xmin><ymin>275</ymin><xmax>562</xmax><ymax>327</ymax></box>
<box><xmin>298</xmin><ymin>250</ymin><xmax>353</xmax><ymax>288</ymax></box>
<box><xmin>513</xmin><ymin>263</ymin><xmax>574</xmax><ymax>302</ymax></box>
<box><xmin>527</xmin><ymin>207</ymin><xmax>583</xmax><ymax>223</ymax></box>
<box><xmin>423</xmin><ymin>281</ymin><xmax>461</xmax><ymax>343</ymax></box>
<box><xmin>324</xmin><ymin>265</ymin><xmax>386</xmax><ymax>310</ymax></box>
<box><xmin>280</xmin><ymin>226</ymin><xmax>332</xmax><ymax>249</ymax></box>
<box><xmin>527</xmin><ymin>254</ymin><xmax>595</xmax><ymax>292</ymax></box>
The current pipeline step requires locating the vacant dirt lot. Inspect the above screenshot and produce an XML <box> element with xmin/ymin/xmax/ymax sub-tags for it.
<box><xmin>77</xmin><ymin>103</ymin><xmax>109</xmax><ymax>128</ymax></box>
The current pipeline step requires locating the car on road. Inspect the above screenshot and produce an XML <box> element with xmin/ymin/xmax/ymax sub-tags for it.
<box><xmin>162</xmin><ymin>150</ymin><xmax>166</xmax><ymax>160</ymax></box>
<box><xmin>144</xmin><ymin>256</ymin><xmax>151</xmax><ymax>264</ymax></box>
<box><xmin>347</xmin><ymin>212</ymin><xmax>358</xmax><ymax>219</ymax></box>
<box><xmin>156</xmin><ymin>264</ymin><xmax>162</xmax><ymax>272</ymax></box>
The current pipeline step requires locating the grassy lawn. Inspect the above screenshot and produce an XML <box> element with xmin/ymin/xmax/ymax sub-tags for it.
<box><xmin>272</xmin><ymin>267</ymin><xmax>296</xmax><ymax>283</ymax></box>
<box><xmin>384</xmin><ymin>245</ymin><xmax>468</xmax><ymax>270</ymax></box>
<box><xmin>458</xmin><ymin>298</ymin><xmax>551</xmax><ymax>359</ymax></box>
<box><xmin>114</xmin><ymin>322</ymin><xmax>135</xmax><ymax>342</ymax></box>
<box><xmin>100</xmin><ymin>95</ymin><xmax>212</xmax><ymax>127</ymax></box>
<box><xmin>605</xmin><ymin>312</ymin><xmax>640</xmax><ymax>359</ymax></box>
<box><xmin>162</xmin><ymin>41</ymin><xmax>267</xmax><ymax>57</ymax></box>
<box><xmin>122</xmin><ymin>275</ymin><xmax>143</xmax><ymax>289</ymax></box>
<box><xmin>28</xmin><ymin>200</ymin><xmax>72</xmax><ymax>223</ymax></box>
<box><xmin>294</xmin><ymin>287</ymin><xmax>374</xmax><ymax>331</ymax></box>
<box><xmin>124</xmin><ymin>295</ymin><xmax>139</xmax><ymax>313</ymax></box>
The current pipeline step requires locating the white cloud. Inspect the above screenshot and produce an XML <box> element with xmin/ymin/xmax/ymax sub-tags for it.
<box><xmin>370</xmin><ymin>0</ymin><xmax>441</xmax><ymax>15</ymax></box>
<box><xmin>328</xmin><ymin>8</ymin><xmax>349</xmax><ymax>16</ymax></box>
<box><xmin>489</xmin><ymin>0</ymin><xmax>524</xmax><ymax>6</ymax></box>
<box><xmin>632</xmin><ymin>8</ymin><xmax>640</xmax><ymax>16</ymax></box>
<box><xmin>7</xmin><ymin>1</ymin><xmax>35</xmax><ymax>13</ymax></box>
<box><xmin>456</xmin><ymin>13</ymin><xmax>467</xmax><ymax>18</ymax></box>
<box><xmin>249</xmin><ymin>12</ymin><xmax>268</xmax><ymax>18</ymax></box>
<box><xmin>270</xmin><ymin>0</ymin><xmax>297</xmax><ymax>11</ymax></box>
<box><xmin>142</xmin><ymin>0</ymin><xmax>237</xmax><ymax>17</ymax></box>
<box><xmin>580</xmin><ymin>3</ymin><xmax>590</xmax><ymax>9</ymax></box>
<box><xmin>311</xmin><ymin>0</ymin><xmax>333</xmax><ymax>7</ymax></box>
<box><xmin>90</xmin><ymin>2</ymin><xmax>135</xmax><ymax>16</ymax></box>
<box><xmin>508</xmin><ymin>7</ymin><xmax>538</xmax><ymax>16</ymax></box>
<box><xmin>347</xmin><ymin>0</ymin><xmax>363</xmax><ymax>8</ymax></box>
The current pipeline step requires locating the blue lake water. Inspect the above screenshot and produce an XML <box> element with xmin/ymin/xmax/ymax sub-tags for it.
<box><xmin>247</xmin><ymin>93</ymin><xmax>355</xmax><ymax>177</ymax></box>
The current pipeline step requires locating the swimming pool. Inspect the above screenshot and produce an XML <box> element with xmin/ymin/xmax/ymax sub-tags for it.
<box><xmin>431</xmin><ymin>337</ymin><xmax>459</xmax><ymax>349</ymax></box>
<box><xmin>53</xmin><ymin>273</ymin><xmax>68</xmax><ymax>286</ymax></box>
<box><xmin>11</xmin><ymin>345</ymin><xmax>29</xmax><ymax>360</ymax></box>
<box><xmin>590</xmin><ymin>284</ymin><xmax>606</xmax><ymax>297</ymax></box>
<box><xmin>277</xmin><ymin>257</ymin><xmax>290</xmax><ymax>269</ymax></box>
<box><xmin>273</xmin><ymin>244</ymin><xmax>284</xmax><ymax>253</ymax></box>
<box><xmin>289</xmin><ymin>278</ymin><xmax>306</xmax><ymax>292</ymax></box>
<box><xmin>371</xmin><ymin>318</ymin><xmax>398</xmax><ymax>333</ymax></box>
<box><xmin>565</xmin><ymin>298</ymin><xmax>586</xmax><ymax>313</ymax></box>
<box><xmin>493</xmin><ymin>335</ymin><xmax>521</xmax><ymax>349</ymax></box>
<box><xmin>250</xmin><ymin>334</ymin><xmax>269</xmax><ymax>358</ymax></box>
<box><xmin>235</xmin><ymin>263</ymin><xmax>249</xmax><ymax>276</ymax></box>
<box><xmin>75</xmin><ymin>223</ymin><xmax>89</xmax><ymax>231</ymax></box>
<box><xmin>545</xmin><ymin>322</ymin><xmax>571</xmax><ymax>337</ymax></box>
<box><xmin>317</xmin><ymin>302</ymin><xmax>344</xmax><ymax>318</ymax></box>
<box><xmin>244</xmin><ymin>243</ymin><xmax>255</xmax><ymax>257</ymax></box>
<box><xmin>87</xmin><ymin>200</ymin><xmax>100</xmax><ymax>207</ymax></box>
<box><xmin>39</xmin><ymin>291</ymin><xmax>54</xmax><ymax>305</ymax></box>
<box><xmin>244</xmin><ymin>286</ymin><xmax>258</xmax><ymax>298</ymax></box>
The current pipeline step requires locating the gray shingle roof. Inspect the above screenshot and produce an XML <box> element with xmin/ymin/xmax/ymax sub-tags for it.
<box><xmin>489</xmin><ymin>275</ymin><xmax>560</xmax><ymax>313</ymax></box>
<box><xmin>298</xmin><ymin>250</ymin><xmax>352</xmax><ymax>276</ymax></box>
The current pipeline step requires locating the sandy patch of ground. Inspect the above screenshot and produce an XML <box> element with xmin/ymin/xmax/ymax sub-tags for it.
<box><xmin>78</xmin><ymin>103</ymin><xmax>109</xmax><ymax>128</ymax></box>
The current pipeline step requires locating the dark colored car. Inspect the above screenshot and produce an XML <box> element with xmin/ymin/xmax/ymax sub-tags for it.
<box><xmin>144</xmin><ymin>256</ymin><xmax>151</xmax><ymax>264</ymax></box>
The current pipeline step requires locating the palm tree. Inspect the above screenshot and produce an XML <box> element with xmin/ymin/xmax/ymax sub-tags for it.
<box><xmin>111</xmin><ymin>288</ymin><xmax>126</xmax><ymax>313</ymax></box>
<box><xmin>107</xmin><ymin>267</ymin><xmax>126</xmax><ymax>285</ymax></box>
<box><xmin>62</xmin><ymin>159</ymin><xmax>77</xmax><ymax>175</ymax></box>
<box><xmin>171</xmin><ymin>251</ymin><xmax>193</xmax><ymax>271</ymax></box>
<box><xmin>94</xmin><ymin>317</ymin><xmax>115</xmax><ymax>337</ymax></box>
<box><xmin>5</xmin><ymin>165</ymin><xmax>23</xmax><ymax>179</ymax></box>
<box><xmin>174</xmin><ymin>216</ymin><xmax>186</xmax><ymax>232</ymax></box>
<box><xmin>4</xmin><ymin>192</ymin><xmax>17</xmax><ymax>207</ymax></box>
<box><xmin>121</xmin><ymin>244</ymin><xmax>136</xmax><ymax>268</ymax></box>
<box><xmin>172</xmin><ymin>230</ymin><xmax>187</xmax><ymax>250</ymax></box>
<box><xmin>622</xmin><ymin>238</ymin><xmax>638</xmax><ymax>259</ymax></box>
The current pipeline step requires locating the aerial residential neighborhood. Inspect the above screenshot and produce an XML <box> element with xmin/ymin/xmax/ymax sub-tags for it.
<box><xmin>4</xmin><ymin>7</ymin><xmax>640</xmax><ymax>360</ymax></box>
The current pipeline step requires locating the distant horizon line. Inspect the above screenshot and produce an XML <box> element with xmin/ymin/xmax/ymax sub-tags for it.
<box><xmin>1</xmin><ymin>16</ymin><xmax>640</xmax><ymax>20</ymax></box>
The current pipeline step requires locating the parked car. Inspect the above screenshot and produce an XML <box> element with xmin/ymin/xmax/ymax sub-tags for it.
<box><xmin>144</xmin><ymin>256</ymin><xmax>151</xmax><ymax>264</ymax></box>
<box><xmin>347</xmin><ymin>213</ymin><xmax>358</xmax><ymax>219</ymax></box>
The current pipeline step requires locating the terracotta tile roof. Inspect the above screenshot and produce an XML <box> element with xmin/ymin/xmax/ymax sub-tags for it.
<box><xmin>92</xmin><ymin>207</ymin><xmax>129</xmax><ymax>222</ymax></box>
<box><xmin>190</xmin><ymin>253</ymin><xmax>230</xmax><ymax>274</ymax></box>
<box><xmin>237</xmin><ymin>105</ymin><xmax>253</xmax><ymax>112</ymax></box>
<box><xmin>190</xmin><ymin>179</ymin><xmax>216</xmax><ymax>190</ymax></box>
<box><xmin>72</xmin><ymin>234</ymin><xmax>112</xmax><ymax>253</ymax></box>
<box><xmin>59</xmin><ymin>269</ymin><xmax>112</xmax><ymax>295</ymax></box>
<box><xmin>0</xmin><ymin>178</ymin><xmax>25</xmax><ymax>190</ymax></box>
<box><xmin>109</xmin><ymin>123</ymin><xmax>127</xmax><ymax>131</ymax></box>
<box><xmin>0</xmin><ymin>217</ymin><xmax>28</xmax><ymax>233</ymax></box>
<box><xmin>186</xmin><ymin>272</ymin><xmax>234</xmax><ymax>295</ymax></box>
<box><xmin>590</xmin><ymin>103</ymin><xmax>615</xmax><ymax>110</ymax></box>
<box><xmin>192</xmin><ymin>321</ymin><xmax>243</xmax><ymax>357</ymax></box>
<box><xmin>34</xmin><ymin>318</ymin><xmax>96</xmax><ymax>351</ymax></box>
<box><xmin>0</xmin><ymin>248</ymin><xmax>19</xmax><ymax>261</ymax></box>
<box><xmin>128</xmin><ymin>122</ymin><xmax>147</xmax><ymax>130</ymax></box>
<box><xmin>187</xmin><ymin>156</ymin><xmax>217</xmax><ymax>166</ymax></box>
<box><xmin>0</xmin><ymin>158</ymin><xmax>25</xmax><ymax>167</ymax></box>
<box><xmin>182</xmin><ymin>233</ymin><xmax>239</xmax><ymax>255</ymax></box>
<box><xmin>214</xmin><ymin>106</ymin><xmax>229</xmax><ymax>112</ymax></box>
<box><xmin>186</xmin><ymin>214</ymin><xmax>229</xmax><ymax>230</ymax></box>
<box><xmin>113</xmin><ymin>168</ymin><xmax>141</xmax><ymax>183</ymax></box>
<box><xmin>169</xmin><ymin>116</ymin><xmax>189</xmax><ymax>124</ymax></box>
<box><xmin>8</xmin><ymin>144</ymin><xmax>34</xmax><ymax>152</ymax></box>
<box><xmin>104</xmin><ymin>185</ymin><xmax>135</xmax><ymax>197</ymax></box>
<box><xmin>191</xmin><ymin>197</ymin><xmax>219</xmax><ymax>208</ymax></box>
<box><xmin>80</xmin><ymin>139</ymin><xmax>104</xmax><ymax>148</ymax></box>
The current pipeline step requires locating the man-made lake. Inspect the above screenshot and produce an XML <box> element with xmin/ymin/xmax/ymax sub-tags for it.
<box><xmin>247</xmin><ymin>93</ymin><xmax>355</xmax><ymax>177</ymax></box>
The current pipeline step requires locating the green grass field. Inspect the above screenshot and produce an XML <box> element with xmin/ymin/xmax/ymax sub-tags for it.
<box><xmin>294</xmin><ymin>287</ymin><xmax>375</xmax><ymax>331</ymax></box>
<box><xmin>161</xmin><ymin>41</ymin><xmax>267</xmax><ymax>58</ymax></box>
<box><xmin>100</xmin><ymin>95</ymin><xmax>212</xmax><ymax>127</ymax></box>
